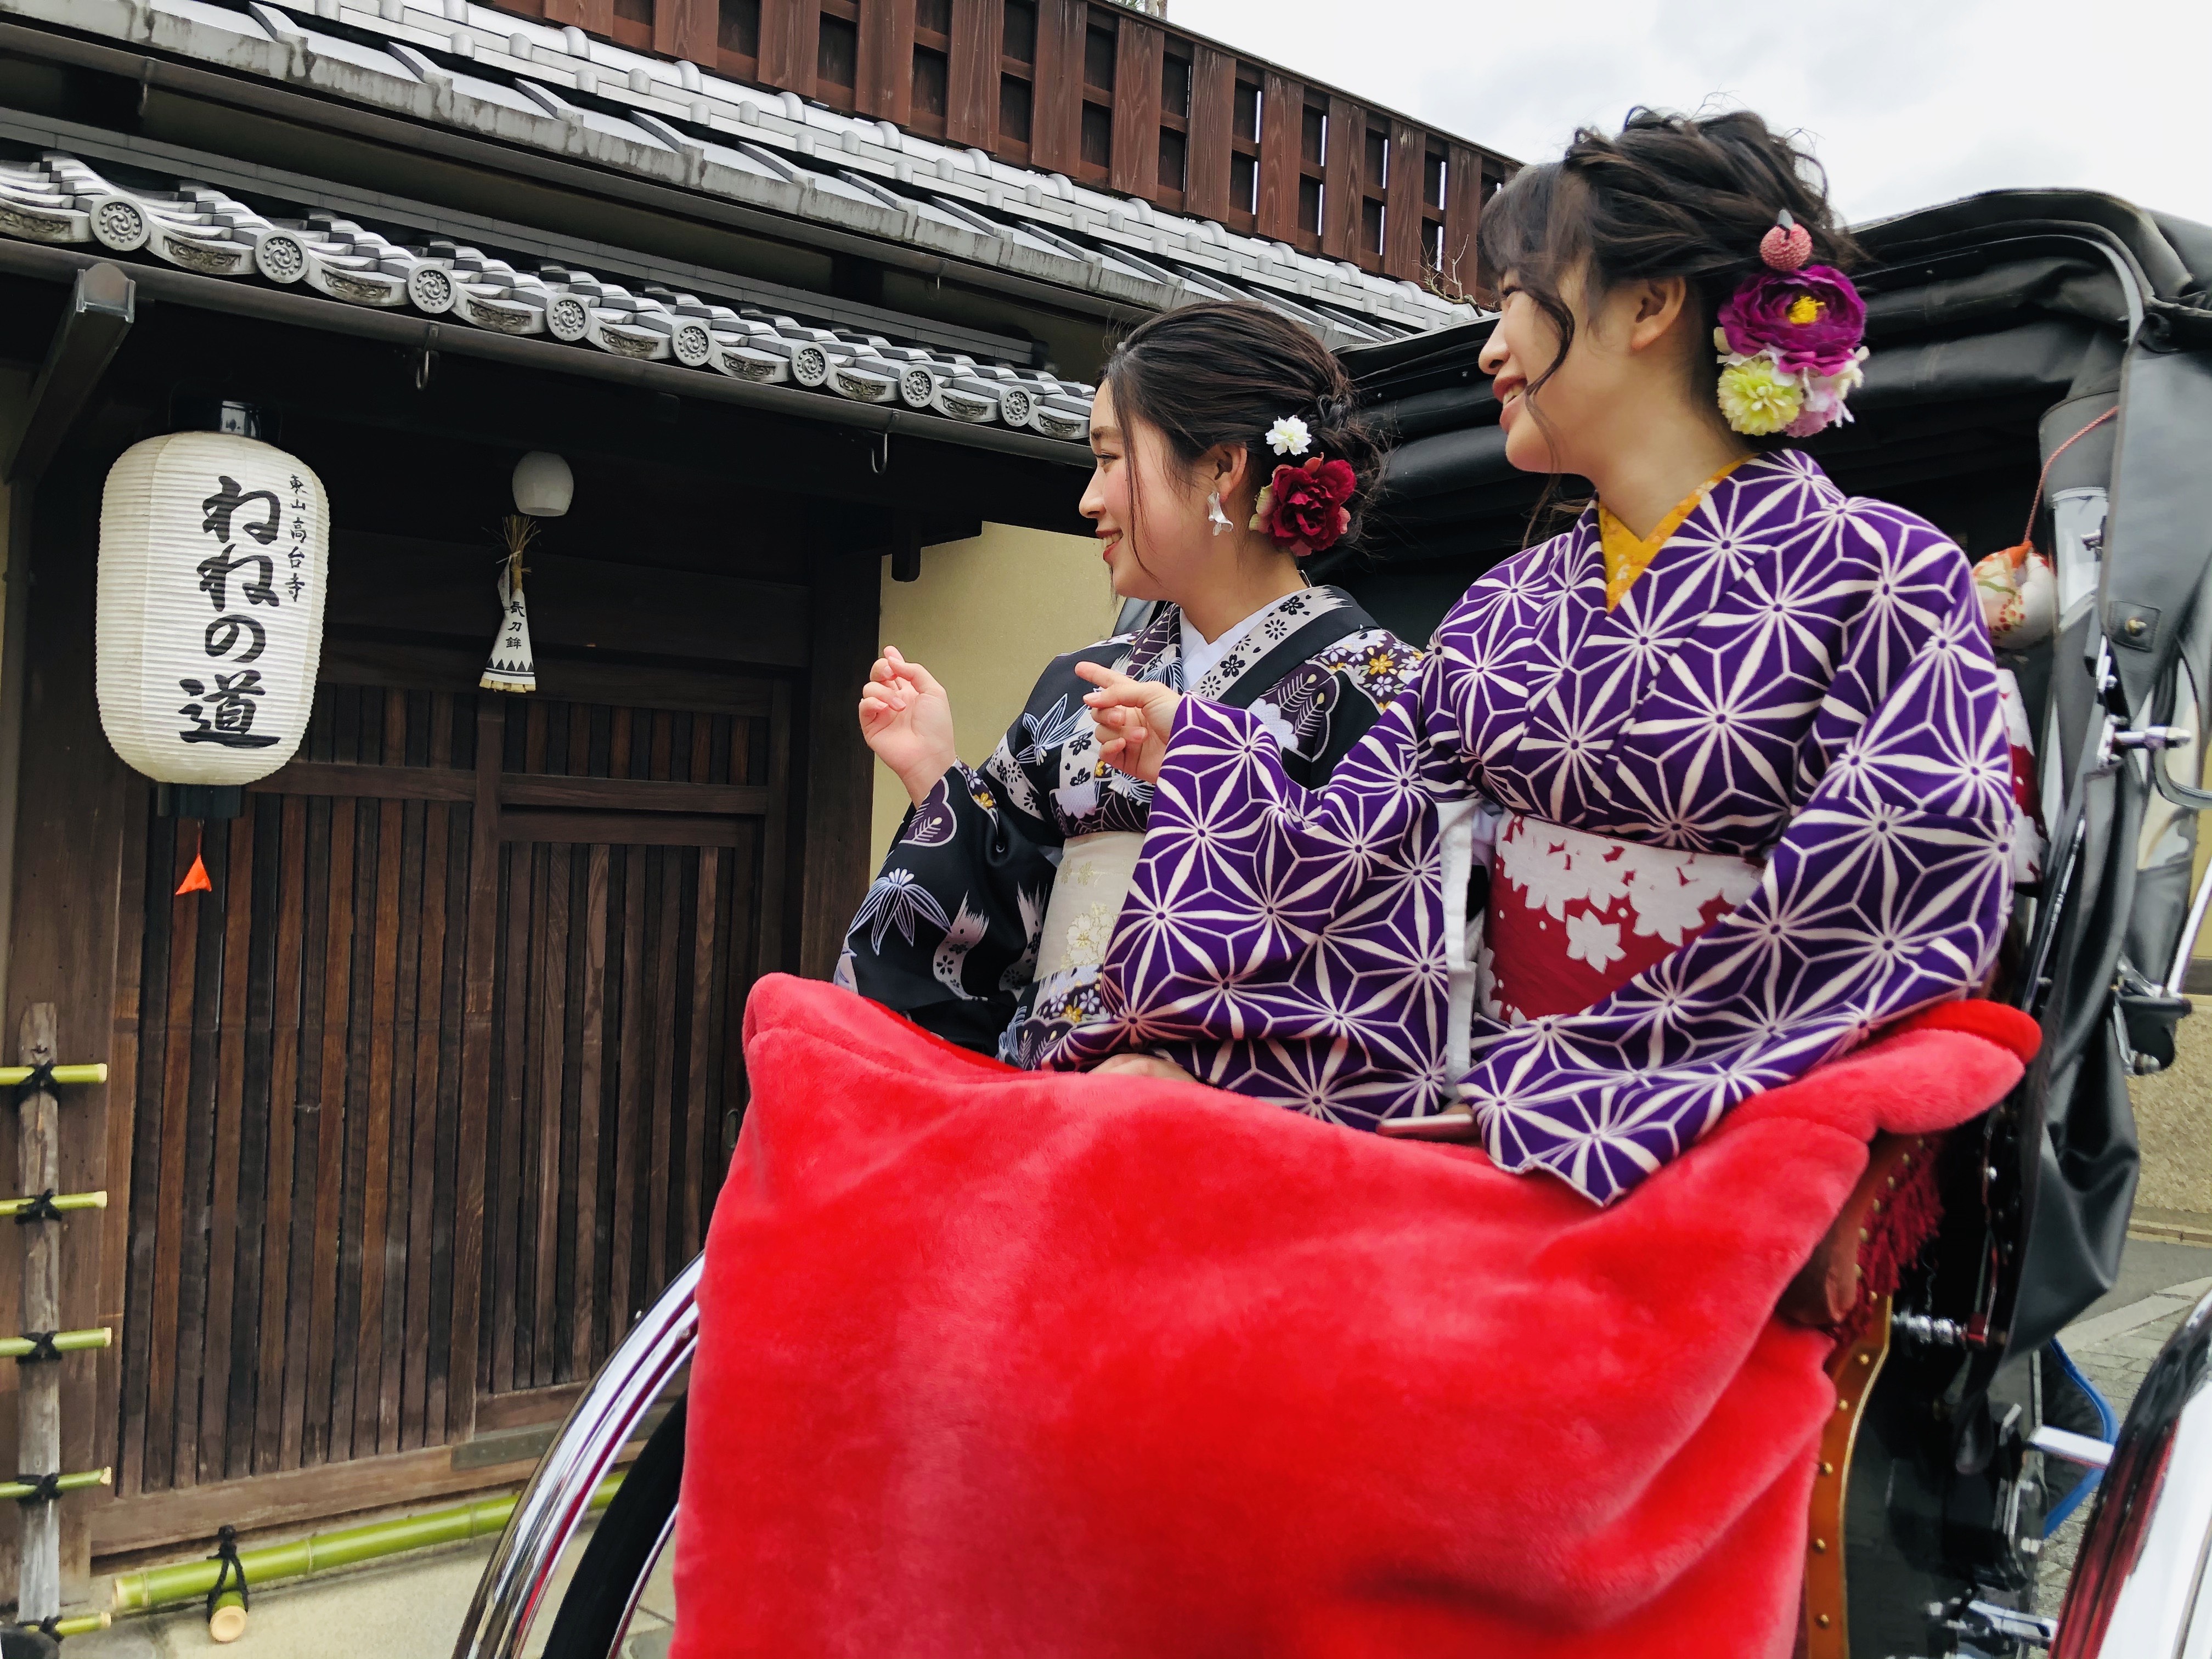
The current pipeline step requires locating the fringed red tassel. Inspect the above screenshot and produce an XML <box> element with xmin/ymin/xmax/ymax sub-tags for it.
<box><xmin>1834</xmin><ymin>1146</ymin><xmax>1945</xmax><ymax>1348</ymax></box>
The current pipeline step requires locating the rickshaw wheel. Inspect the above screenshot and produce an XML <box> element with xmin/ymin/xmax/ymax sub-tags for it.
<box><xmin>540</xmin><ymin>1397</ymin><xmax>687</xmax><ymax>1659</ymax></box>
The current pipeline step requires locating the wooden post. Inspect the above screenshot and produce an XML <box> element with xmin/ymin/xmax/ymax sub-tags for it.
<box><xmin>17</xmin><ymin>1003</ymin><xmax>60</xmax><ymax>1622</ymax></box>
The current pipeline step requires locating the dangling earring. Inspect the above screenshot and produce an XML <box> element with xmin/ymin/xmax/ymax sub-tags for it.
<box><xmin>1206</xmin><ymin>492</ymin><xmax>1232</xmax><ymax>536</ymax></box>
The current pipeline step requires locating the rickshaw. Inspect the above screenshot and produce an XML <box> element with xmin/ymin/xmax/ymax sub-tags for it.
<box><xmin>449</xmin><ymin>188</ymin><xmax>2212</xmax><ymax>1659</ymax></box>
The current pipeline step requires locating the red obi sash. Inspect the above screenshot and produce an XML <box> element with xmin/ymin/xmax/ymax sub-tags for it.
<box><xmin>1478</xmin><ymin>812</ymin><xmax>1763</xmax><ymax>1024</ymax></box>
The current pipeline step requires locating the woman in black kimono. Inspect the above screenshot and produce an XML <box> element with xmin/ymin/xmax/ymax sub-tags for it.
<box><xmin>836</xmin><ymin>301</ymin><xmax>1423</xmax><ymax>1062</ymax></box>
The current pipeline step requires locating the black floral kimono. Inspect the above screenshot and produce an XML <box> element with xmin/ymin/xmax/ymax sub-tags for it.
<box><xmin>836</xmin><ymin>585</ymin><xmax>1423</xmax><ymax>1061</ymax></box>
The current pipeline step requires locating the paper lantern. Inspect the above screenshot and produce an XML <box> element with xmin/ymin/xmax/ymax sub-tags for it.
<box><xmin>511</xmin><ymin>450</ymin><xmax>572</xmax><ymax>517</ymax></box>
<box><xmin>96</xmin><ymin>431</ymin><xmax>329</xmax><ymax>788</ymax></box>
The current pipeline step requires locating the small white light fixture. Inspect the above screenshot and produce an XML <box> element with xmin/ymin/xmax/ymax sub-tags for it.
<box><xmin>511</xmin><ymin>450</ymin><xmax>573</xmax><ymax>517</ymax></box>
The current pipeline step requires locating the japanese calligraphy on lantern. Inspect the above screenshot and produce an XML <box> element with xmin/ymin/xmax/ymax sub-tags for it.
<box><xmin>96</xmin><ymin>431</ymin><xmax>329</xmax><ymax>786</ymax></box>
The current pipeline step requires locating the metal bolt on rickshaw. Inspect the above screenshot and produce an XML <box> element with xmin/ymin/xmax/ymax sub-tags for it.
<box><xmin>451</xmin><ymin>189</ymin><xmax>2212</xmax><ymax>1659</ymax></box>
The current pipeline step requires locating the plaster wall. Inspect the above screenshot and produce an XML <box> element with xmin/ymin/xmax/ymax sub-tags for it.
<box><xmin>2132</xmin><ymin>749</ymin><xmax>2212</xmax><ymax>1221</ymax></box>
<box><xmin>868</xmin><ymin>522</ymin><xmax>1118</xmax><ymax>866</ymax></box>
<box><xmin>2133</xmin><ymin>999</ymin><xmax>2212</xmax><ymax>1221</ymax></box>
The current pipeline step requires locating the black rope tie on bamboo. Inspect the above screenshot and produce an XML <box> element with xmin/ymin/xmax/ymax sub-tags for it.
<box><xmin>11</xmin><ymin>1474</ymin><xmax>60</xmax><ymax>1508</ymax></box>
<box><xmin>12</xmin><ymin>1191</ymin><xmax>60</xmax><ymax>1227</ymax></box>
<box><xmin>13</xmin><ymin>1333</ymin><xmax>59</xmax><ymax>1367</ymax></box>
<box><xmin>206</xmin><ymin>1526</ymin><xmax>249</xmax><ymax>1622</ymax></box>
<box><xmin>9</xmin><ymin>1063</ymin><xmax>53</xmax><ymax>1110</ymax></box>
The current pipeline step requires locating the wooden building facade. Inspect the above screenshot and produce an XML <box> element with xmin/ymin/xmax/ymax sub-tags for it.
<box><xmin>0</xmin><ymin>295</ymin><xmax>1078</xmax><ymax>1581</ymax></box>
<box><xmin>0</xmin><ymin>0</ymin><xmax>1483</xmax><ymax>1602</ymax></box>
<box><xmin>486</xmin><ymin>0</ymin><xmax>1515</xmax><ymax>290</ymax></box>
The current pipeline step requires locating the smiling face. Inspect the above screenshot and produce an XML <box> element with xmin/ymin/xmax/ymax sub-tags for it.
<box><xmin>1478</xmin><ymin>263</ymin><xmax>1715</xmax><ymax>483</ymax></box>
<box><xmin>1480</xmin><ymin>269</ymin><xmax>1601</xmax><ymax>477</ymax></box>
<box><xmin>1078</xmin><ymin>381</ymin><xmax>1232</xmax><ymax>603</ymax></box>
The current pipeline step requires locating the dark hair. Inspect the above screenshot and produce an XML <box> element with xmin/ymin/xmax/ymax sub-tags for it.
<box><xmin>1477</xmin><ymin>107</ymin><xmax>1865</xmax><ymax>418</ymax></box>
<box><xmin>1102</xmin><ymin>300</ymin><xmax>1387</xmax><ymax>563</ymax></box>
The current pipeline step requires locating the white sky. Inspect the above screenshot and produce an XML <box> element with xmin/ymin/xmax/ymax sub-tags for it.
<box><xmin>1170</xmin><ymin>0</ymin><xmax>2212</xmax><ymax>229</ymax></box>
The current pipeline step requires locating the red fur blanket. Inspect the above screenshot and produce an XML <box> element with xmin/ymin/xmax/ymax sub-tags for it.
<box><xmin>672</xmin><ymin>977</ymin><xmax>2035</xmax><ymax>1659</ymax></box>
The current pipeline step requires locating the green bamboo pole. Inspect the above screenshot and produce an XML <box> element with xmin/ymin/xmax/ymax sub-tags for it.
<box><xmin>0</xmin><ymin>1193</ymin><xmax>105</xmax><ymax>1218</ymax></box>
<box><xmin>0</xmin><ymin>1065</ymin><xmax>105</xmax><ymax>1088</ymax></box>
<box><xmin>11</xmin><ymin>1613</ymin><xmax>110</xmax><ymax>1638</ymax></box>
<box><xmin>0</xmin><ymin>1469</ymin><xmax>108</xmax><ymax>1503</ymax></box>
<box><xmin>111</xmin><ymin>1474</ymin><xmax>625</xmax><ymax>1613</ymax></box>
<box><xmin>0</xmin><ymin>1329</ymin><xmax>108</xmax><ymax>1359</ymax></box>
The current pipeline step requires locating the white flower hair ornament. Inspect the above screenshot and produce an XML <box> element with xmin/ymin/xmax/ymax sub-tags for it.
<box><xmin>1266</xmin><ymin>415</ymin><xmax>1313</xmax><ymax>457</ymax></box>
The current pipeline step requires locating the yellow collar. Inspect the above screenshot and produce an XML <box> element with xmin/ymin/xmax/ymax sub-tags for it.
<box><xmin>1596</xmin><ymin>458</ymin><xmax>1751</xmax><ymax>610</ymax></box>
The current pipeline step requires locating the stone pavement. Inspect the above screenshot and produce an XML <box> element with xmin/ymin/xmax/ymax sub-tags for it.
<box><xmin>2033</xmin><ymin>1239</ymin><xmax>2212</xmax><ymax>1620</ymax></box>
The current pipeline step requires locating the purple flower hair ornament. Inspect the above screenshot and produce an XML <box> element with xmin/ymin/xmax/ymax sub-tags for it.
<box><xmin>1713</xmin><ymin>210</ymin><xmax>1870</xmax><ymax>438</ymax></box>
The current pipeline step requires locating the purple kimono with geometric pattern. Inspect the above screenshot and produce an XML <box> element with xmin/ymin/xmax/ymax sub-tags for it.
<box><xmin>1040</xmin><ymin>452</ymin><xmax>2017</xmax><ymax>1205</ymax></box>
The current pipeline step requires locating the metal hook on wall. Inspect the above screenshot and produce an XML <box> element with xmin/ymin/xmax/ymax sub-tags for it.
<box><xmin>411</xmin><ymin>324</ymin><xmax>441</xmax><ymax>391</ymax></box>
<box><xmin>868</xmin><ymin>430</ymin><xmax>890</xmax><ymax>475</ymax></box>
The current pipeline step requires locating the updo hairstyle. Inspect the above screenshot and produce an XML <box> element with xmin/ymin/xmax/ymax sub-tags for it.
<box><xmin>1477</xmin><ymin>108</ymin><xmax>1866</xmax><ymax>418</ymax></box>
<box><xmin>1102</xmin><ymin>300</ymin><xmax>1387</xmax><ymax>557</ymax></box>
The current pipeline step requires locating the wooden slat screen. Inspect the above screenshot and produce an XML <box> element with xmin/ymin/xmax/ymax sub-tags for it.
<box><xmin>469</xmin><ymin>0</ymin><xmax>1511</xmax><ymax>285</ymax></box>
<box><xmin>117</xmin><ymin>684</ymin><xmax>787</xmax><ymax>1496</ymax></box>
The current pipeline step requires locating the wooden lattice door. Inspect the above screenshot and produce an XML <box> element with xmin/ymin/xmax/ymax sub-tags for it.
<box><xmin>116</xmin><ymin>676</ymin><xmax>790</xmax><ymax>1498</ymax></box>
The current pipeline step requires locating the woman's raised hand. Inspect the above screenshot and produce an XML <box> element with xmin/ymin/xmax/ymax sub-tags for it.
<box><xmin>1074</xmin><ymin>661</ymin><xmax>1180</xmax><ymax>784</ymax></box>
<box><xmin>859</xmin><ymin>646</ymin><xmax>959</xmax><ymax>806</ymax></box>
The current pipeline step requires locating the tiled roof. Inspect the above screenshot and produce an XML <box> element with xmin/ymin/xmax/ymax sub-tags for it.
<box><xmin>0</xmin><ymin>0</ymin><xmax>1475</xmax><ymax>343</ymax></box>
<box><xmin>0</xmin><ymin>146</ymin><xmax>1101</xmax><ymax>439</ymax></box>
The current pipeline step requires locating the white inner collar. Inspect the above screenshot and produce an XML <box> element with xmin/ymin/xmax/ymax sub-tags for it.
<box><xmin>1177</xmin><ymin>598</ymin><xmax>1280</xmax><ymax>691</ymax></box>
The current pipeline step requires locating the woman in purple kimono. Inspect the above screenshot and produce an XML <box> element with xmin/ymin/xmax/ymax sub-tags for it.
<box><xmin>1056</xmin><ymin>109</ymin><xmax>2018</xmax><ymax>1207</ymax></box>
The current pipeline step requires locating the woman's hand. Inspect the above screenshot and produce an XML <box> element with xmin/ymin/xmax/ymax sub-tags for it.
<box><xmin>1091</xmin><ymin>1052</ymin><xmax>1197</xmax><ymax>1085</ymax></box>
<box><xmin>859</xmin><ymin>647</ymin><xmax>959</xmax><ymax>806</ymax></box>
<box><xmin>1074</xmin><ymin>662</ymin><xmax>1181</xmax><ymax>784</ymax></box>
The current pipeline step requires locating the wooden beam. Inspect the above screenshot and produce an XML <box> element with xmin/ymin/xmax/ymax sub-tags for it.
<box><xmin>855</xmin><ymin>0</ymin><xmax>916</xmax><ymax>124</ymax></box>
<box><xmin>443</xmin><ymin>699</ymin><xmax>505</xmax><ymax>1445</ymax></box>
<box><xmin>5</xmin><ymin>263</ymin><xmax>133</xmax><ymax>486</ymax></box>
<box><xmin>1443</xmin><ymin>141</ymin><xmax>1486</xmax><ymax>301</ymax></box>
<box><xmin>241</xmin><ymin>763</ymin><xmax>772</xmax><ymax>820</ymax></box>
<box><xmin>1384</xmin><ymin>118</ymin><xmax>1425</xmax><ymax>280</ymax></box>
<box><xmin>758</xmin><ymin>0</ymin><xmax>820</xmax><ymax>98</ymax></box>
<box><xmin>1109</xmin><ymin>17</ymin><xmax>1163</xmax><ymax>200</ymax></box>
<box><xmin>541</xmin><ymin>0</ymin><xmax>612</xmax><ymax>38</ymax></box>
<box><xmin>946</xmin><ymin>0</ymin><xmax>1002</xmax><ymax>151</ymax></box>
<box><xmin>16</xmin><ymin>1004</ymin><xmax>61</xmax><ymax>1621</ymax></box>
<box><xmin>1322</xmin><ymin>95</ymin><xmax>1364</xmax><ymax>263</ymax></box>
<box><xmin>795</xmin><ymin>549</ymin><xmax>878</xmax><ymax>980</ymax></box>
<box><xmin>496</xmin><ymin>810</ymin><xmax>743</xmax><ymax>847</ymax></box>
<box><xmin>1184</xmin><ymin>44</ymin><xmax>1234</xmax><ymax>224</ymax></box>
<box><xmin>653</xmin><ymin>0</ymin><xmax>719</xmax><ymax>67</ymax></box>
<box><xmin>1030</xmin><ymin>0</ymin><xmax>1086</xmax><ymax>174</ymax></box>
<box><xmin>1255</xmin><ymin>69</ymin><xmax>1301</xmax><ymax>245</ymax></box>
<box><xmin>247</xmin><ymin>765</ymin><xmax>475</xmax><ymax>805</ymax></box>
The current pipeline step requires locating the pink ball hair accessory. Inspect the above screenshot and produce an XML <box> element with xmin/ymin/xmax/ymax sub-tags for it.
<box><xmin>1759</xmin><ymin>209</ymin><xmax>1814</xmax><ymax>272</ymax></box>
<box><xmin>1713</xmin><ymin>209</ymin><xmax>1869</xmax><ymax>438</ymax></box>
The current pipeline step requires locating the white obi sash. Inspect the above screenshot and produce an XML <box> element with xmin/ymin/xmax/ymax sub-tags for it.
<box><xmin>1035</xmin><ymin>831</ymin><xmax>1145</xmax><ymax>984</ymax></box>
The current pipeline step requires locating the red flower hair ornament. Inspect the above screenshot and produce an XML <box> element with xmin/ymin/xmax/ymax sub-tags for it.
<box><xmin>1250</xmin><ymin>455</ymin><xmax>1357</xmax><ymax>557</ymax></box>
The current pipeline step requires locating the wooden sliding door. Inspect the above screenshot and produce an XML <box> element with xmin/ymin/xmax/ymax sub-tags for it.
<box><xmin>115</xmin><ymin>676</ymin><xmax>791</xmax><ymax>1498</ymax></box>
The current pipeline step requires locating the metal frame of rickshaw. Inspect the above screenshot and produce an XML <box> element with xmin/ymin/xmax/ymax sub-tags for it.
<box><xmin>448</xmin><ymin>195</ymin><xmax>2212</xmax><ymax>1659</ymax></box>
